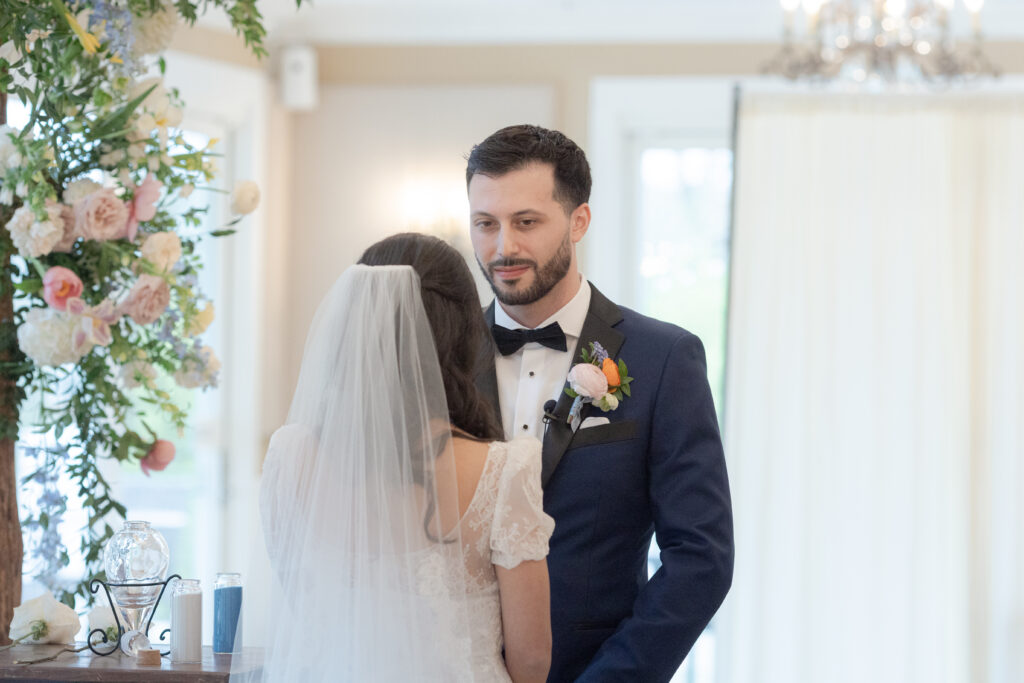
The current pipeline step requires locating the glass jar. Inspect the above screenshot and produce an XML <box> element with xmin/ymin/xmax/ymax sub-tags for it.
<box><xmin>102</xmin><ymin>521</ymin><xmax>170</xmax><ymax>633</ymax></box>
<box><xmin>170</xmin><ymin>579</ymin><xmax>203</xmax><ymax>663</ymax></box>
<box><xmin>213</xmin><ymin>572</ymin><xmax>243</xmax><ymax>653</ymax></box>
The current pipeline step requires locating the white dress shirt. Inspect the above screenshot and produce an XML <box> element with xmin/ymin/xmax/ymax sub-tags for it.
<box><xmin>494</xmin><ymin>277</ymin><xmax>592</xmax><ymax>441</ymax></box>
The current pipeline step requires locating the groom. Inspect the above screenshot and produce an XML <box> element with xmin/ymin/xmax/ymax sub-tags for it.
<box><xmin>468</xmin><ymin>125</ymin><xmax>733</xmax><ymax>682</ymax></box>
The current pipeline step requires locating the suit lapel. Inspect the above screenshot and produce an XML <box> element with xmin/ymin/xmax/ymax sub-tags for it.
<box><xmin>540</xmin><ymin>284</ymin><xmax>624</xmax><ymax>487</ymax></box>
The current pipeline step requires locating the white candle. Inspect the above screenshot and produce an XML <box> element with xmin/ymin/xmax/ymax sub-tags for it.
<box><xmin>170</xmin><ymin>580</ymin><xmax>203</xmax><ymax>663</ymax></box>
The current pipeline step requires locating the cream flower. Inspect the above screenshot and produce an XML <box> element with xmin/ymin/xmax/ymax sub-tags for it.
<box><xmin>0</xmin><ymin>41</ymin><xmax>18</xmax><ymax>65</ymax></box>
<box><xmin>231</xmin><ymin>180</ymin><xmax>260</xmax><ymax>215</ymax></box>
<box><xmin>130</xmin><ymin>78</ymin><xmax>183</xmax><ymax>133</ymax></box>
<box><xmin>141</xmin><ymin>231</ymin><xmax>182</xmax><ymax>272</ymax></box>
<box><xmin>188</xmin><ymin>302</ymin><xmax>215</xmax><ymax>336</ymax></box>
<box><xmin>87</xmin><ymin>605</ymin><xmax>119</xmax><ymax>643</ymax></box>
<box><xmin>63</xmin><ymin>178</ymin><xmax>102</xmax><ymax>204</ymax></box>
<box><xmin>132</xmin><ymin>1</ymin><xmax>179</xmax><ymax>57</ymax></box>
<box><xmin>594</xmin><ymin>392</ymin><xmax>620</xmax><ymax>412</ymax></box>
<box><xmin>5</xmin><ymin>203</ymin><xmax>64</xmax><ymax>258</ymax></box>
<box><xmin>120</xmin><ymin>360</ymin><xmax>157</xmax><ymax>389</ymax></box>
<box><xmin>0</xmin><ymin>124</ymin><xmax>21</xmax><ymax>170</ymax></box>
<box><xmin>9</xmin><ymin>592</ymin><xmax>81</xmax><ymax>645</ymax></box>
<box><xmin>17</xmin><ymin>308</ymin><xmax>82</xmax><ymax>366</ymax></box>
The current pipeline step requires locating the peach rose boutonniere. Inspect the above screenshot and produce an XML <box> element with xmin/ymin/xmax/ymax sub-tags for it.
<box><xmin>564</xmin><ymin>341</ymin><xmax>634</xmax><ymax>425</ymax></box>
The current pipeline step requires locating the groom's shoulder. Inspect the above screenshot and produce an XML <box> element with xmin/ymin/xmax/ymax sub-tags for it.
<box><xmin>602</xmin><ymin>295</ymin><xmax>705</xmax><ymax>365</ymax></box>
<box><xmin>617</xmin><ymin>304</ymin><xmax>700</xmax><ymax>345</ymax></box>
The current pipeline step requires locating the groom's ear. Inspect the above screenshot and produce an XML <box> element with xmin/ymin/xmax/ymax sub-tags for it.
<box><xmin>570</xmin><ymin>203</ymin><xmax>591</xmax><ymax>243</ymax></box>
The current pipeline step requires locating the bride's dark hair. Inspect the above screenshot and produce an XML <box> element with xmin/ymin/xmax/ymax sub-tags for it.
<box><xmin>358</xmin><ymin>233</ymin><xmax>503</xmax><ymax>442</ymax></box>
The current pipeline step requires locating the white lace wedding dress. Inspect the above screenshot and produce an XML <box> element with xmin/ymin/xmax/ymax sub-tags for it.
<box><xmin>427</xmin><ymin>437</ymin><xmax>556</xmax><ymax>682</ymax></box>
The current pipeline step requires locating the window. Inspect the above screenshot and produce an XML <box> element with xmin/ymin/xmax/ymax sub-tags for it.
<box><xmin>590</xmin><ymin>77</ymin><xmax>736</xmax><ymax>683</ymax></box>
<box><xmin>637</xmin><ymin>140</ymin><xmax>733</xmax><ymax>683</ymax></box>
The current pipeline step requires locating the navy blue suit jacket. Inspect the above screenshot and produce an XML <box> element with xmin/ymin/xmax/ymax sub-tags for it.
<box><xmin>479</xmin><ymin>284</ymin><xmax>733</xmax><ymax>682</ymax></box>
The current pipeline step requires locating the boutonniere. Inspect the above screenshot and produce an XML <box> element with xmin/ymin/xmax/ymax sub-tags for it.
<box><xmin>564</xmin><ymin>342</ymin><xmax>634</xmax><ymax>425</ymax></box>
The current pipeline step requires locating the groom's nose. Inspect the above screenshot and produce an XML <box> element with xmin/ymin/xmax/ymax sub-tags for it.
<box><xmin>496</xmin><ymin>224</ymin><xmax>520</xmax><ymax>258</ymax></box>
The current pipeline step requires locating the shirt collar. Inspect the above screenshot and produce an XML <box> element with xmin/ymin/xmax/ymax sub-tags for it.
<box><xmin>494</xmin><ymin>275</ymin><xmax>591</xmax><ymax>340</ymax></box>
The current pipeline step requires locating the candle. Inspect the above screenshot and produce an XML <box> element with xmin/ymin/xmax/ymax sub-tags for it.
<box><xmin>213</xmin><ymin>572</ymin><xmax>243</xmax><ymax>654</ymax></box>
<box><xmin>170</xmin><ymin>579</ymin><xmax>202</xmax><ymax>663</ymax></box>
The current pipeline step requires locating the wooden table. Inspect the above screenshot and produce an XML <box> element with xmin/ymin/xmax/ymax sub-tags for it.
<box><xmin>0</xmin><ymin>644</ymin><xmax>262</xmax><ymax>682</ymax></box>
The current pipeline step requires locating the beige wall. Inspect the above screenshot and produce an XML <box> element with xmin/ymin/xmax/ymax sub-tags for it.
<box><xmin>170</xmin><ymin>26</ymin><xmax>1024</xmax><ymax>432</ymax></box>
<box><xmin>281</xmin><ymin>83</ymin><xmax>554</xmax><ymax>422</ymax></box>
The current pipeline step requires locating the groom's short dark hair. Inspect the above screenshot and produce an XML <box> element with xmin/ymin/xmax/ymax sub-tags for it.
<box><xmin>465</xmin><ymin>124</ymin><xmax>592</xmax><ymax>214</ymax></box>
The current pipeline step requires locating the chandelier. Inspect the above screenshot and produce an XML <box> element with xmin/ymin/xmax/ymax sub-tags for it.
<box><xmin>766</xmin><ymin>0</ymin><xmax>1001</xmax><ymax>83</ymax></box>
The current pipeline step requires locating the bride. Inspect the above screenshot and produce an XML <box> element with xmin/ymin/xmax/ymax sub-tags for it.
<box><xmin>245</xmin><ymin>233</ymin><xmax>554</xmax><ymax>682</ymax></box>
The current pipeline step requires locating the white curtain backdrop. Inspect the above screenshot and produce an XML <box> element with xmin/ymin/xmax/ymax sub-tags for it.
<box><xmin>719</xmin><ymin>91</ymin><xmax>1024</xmax><ymax>683</ymax></box>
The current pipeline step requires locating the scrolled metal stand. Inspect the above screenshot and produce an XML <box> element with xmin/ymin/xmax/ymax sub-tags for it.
<box><xmin>87</xmin><ymin>574</ymin><xmax>181</xmax><ymax>657</ymax></box>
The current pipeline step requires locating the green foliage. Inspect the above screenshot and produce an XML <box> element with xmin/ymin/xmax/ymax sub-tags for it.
<box><xmin>0</xmin><ymin>0</ymin><xmax>301</xmax><ymax>605</ymax></box>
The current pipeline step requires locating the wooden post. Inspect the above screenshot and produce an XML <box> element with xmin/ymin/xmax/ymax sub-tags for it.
<box><xmin>0</xmin><ymin>83</ymin><xmax>22</xmax><ymax>646</ymax></box>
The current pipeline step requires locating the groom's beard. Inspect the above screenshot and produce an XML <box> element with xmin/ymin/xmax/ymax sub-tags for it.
<box><xmin>479</xmin><ymin>231</ymin><xmax>572</xmax><ymax>307</ymax></box>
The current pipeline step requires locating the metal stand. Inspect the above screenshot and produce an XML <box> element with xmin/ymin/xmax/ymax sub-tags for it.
<box><xmin>87</xmin><ymin>574</ymin><xmax>181</xmax><ymax>656</ymax></box>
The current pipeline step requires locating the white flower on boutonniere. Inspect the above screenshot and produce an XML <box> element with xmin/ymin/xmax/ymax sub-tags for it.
<box><xmin>564</xmin><ymin>341</ymin><xmax>634</xmax><ymax>425</ymax></box>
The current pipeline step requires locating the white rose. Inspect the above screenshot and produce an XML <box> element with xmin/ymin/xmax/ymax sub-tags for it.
<box><xmin>0</xmin><ymin>40</ymin><xmax>19</xmax><ymax>65</ymax></box>
<box><xmin>141</xmin><ymin>231</ymin><xmax>182</xmax><ymax>272</ymax></box>
<box><xmin>132</xmin><ymin>1</ymin><xmax>179</xmax><ymax>56</ymax></box>
<box><xmin>230</xmin><ymin>180</ymin><xmax>260</xmax><ymax>215</ymax></box>
<box><xmin>179</xmin><ymin>183</ymin><xmax>194</xmax><ymax>199</ymax></box>
<box><xmin>18</xmin><ymin>308</ymin><xmax>83</xmax><ymax>366</ymax></box>
<box><xmin>5</xmin><ymin>203</ymin><xmax>64</xmax><ymax>258</ymax></box>
<box><xmin>9</xmin><ymin>592</ymin><xmax>81</xmax><ymax>645</ymax></box>
<box><xmin>120</xmin><ymin>360</ymin><xmax>157</xmax><ymax>389</ymax></box>
<box><xmin>0</xmin><ymin>124</ymin><xmax>22</xmax><ymax>170</ymax></box>
<box><xmin>63</xmin><ymin>178</ymin><xmax>103</xmax><ymax>204</ymax></box>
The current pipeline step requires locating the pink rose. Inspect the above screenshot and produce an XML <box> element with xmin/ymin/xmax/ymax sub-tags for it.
<box><xmin>125</xmin><ymin>175</ymin><xmax>162</xmax><ymax>242</ymax></box>
<box><xmin>120</xmin><ymin>274</ymin><xmax>170</xmax><ymax>325</ymax></box>
<box><xmin>42</xmin><ymin>267</ymin><xmax>83</xmax><ymax>312</ymax></box>
<box><xmin>51</xmin><ymin>205</ymin><xmax>79</xmax><ymax>253</ymax></box>
<box><xmin>567</xmin><ymin>363</ymin><xmax>608</xmax><ymax>399</ymax></box>
<box><xmin>75</xmin><ymin>188</ymin><xmax>130</xmax><ymax>242</ymax></box>
<box><xmin>140</xmin><ymin>440</ymin><xmax>175</xmax><ymax>476</ymax></box>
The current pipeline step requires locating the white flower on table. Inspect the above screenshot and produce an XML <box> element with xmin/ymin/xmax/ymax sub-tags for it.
<box><xmin>7</xmin><ymin>592</ymin><xmax>80</xmax><ymax>646</ymax></box>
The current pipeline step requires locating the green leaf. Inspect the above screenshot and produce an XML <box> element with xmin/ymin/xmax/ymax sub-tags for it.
<box><xmin>14</xmin><ymin>278</ymin><xmax>43</xmax><ymax>294</ymax></box>
<box><xmin>620</xmin><ymin>383</ymin><xmax>631</xmax><ymax>398</ymax></box>
<box><xmin>563</xmin><ymin>386</ymin><xmax>578</xmax><ymax>398</ymax></box>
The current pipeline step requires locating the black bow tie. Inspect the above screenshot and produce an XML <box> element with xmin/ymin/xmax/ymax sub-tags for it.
<box><xmin>491</xmin><ymin>322</ymin><xmax>567</xmax><ymax>356</ymax></box>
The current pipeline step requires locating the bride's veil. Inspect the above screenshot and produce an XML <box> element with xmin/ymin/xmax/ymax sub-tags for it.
<box><xmin>234</xmin><ymin>264</ymin><xmax>475</xmax><ymax>681</ymax></box>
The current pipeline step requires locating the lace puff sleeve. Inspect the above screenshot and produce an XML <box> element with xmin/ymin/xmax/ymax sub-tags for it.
<box><xmin>490</xmin><ymin>437</ymin><xmax>555</xmax><ymax>570</ymax></box>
